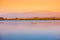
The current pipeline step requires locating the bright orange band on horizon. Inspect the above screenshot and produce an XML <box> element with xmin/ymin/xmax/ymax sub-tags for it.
<box><xmin>0</xmin><ymin>0</ymin><xmax>60</xmax><ymax>13</ymax></box>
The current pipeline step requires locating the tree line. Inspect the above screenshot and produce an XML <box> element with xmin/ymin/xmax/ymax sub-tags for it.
<box><xmin>0</xmin><ymin>17</ymin><xmax>60</xmax><ymax>20</ymax></box>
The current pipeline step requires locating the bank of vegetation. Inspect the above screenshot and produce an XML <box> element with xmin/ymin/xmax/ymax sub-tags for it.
<box><xmin>0</xmin><ymin>17</ymin><xmax>60</xmax><ymax>20</ymax></box>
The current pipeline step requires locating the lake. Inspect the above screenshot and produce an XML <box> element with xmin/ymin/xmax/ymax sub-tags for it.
<box><xmin>0</xmin><ymin>20</ymin><xmax>60</xmax><ymax>40</ymax></box>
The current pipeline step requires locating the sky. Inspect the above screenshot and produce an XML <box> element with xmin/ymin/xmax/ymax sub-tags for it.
<box><xmin>0</xmin><ymin>0</ymin><xmax>60</xmax><ymax>17</ymax></box>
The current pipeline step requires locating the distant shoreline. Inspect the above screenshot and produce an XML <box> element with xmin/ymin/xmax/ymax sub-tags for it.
<box><xmin>0</xmin><ymin>19</ymin><xmax>58</xmax><ymax>21</ymax></box>
<box><xmin>0</xmin><ymin>17</ymin><xmax>60</xmax><ymax>20</ymax></box>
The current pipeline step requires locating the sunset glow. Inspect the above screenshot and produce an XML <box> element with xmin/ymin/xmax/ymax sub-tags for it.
<box><xmin>0</xmin><ymin>0</ymin><xmax>60</xmax><ymax>17</ymax></box>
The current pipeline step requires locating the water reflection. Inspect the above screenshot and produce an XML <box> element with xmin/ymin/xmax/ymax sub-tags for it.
<box><xmin>0</xmin><ymin>20</ymin><xmax>60</xmax><ymax>40</ymax></box>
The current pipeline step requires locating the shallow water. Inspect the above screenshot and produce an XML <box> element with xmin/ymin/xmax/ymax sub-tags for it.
<box><xmin>0</xmin><ymin>20</ymin><xmax>60</xmax><ymax>40</ymax></box>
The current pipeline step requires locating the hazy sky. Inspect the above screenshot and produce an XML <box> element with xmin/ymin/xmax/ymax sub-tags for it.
<box><xmin>0</xmin><ymin>0</ymin><xmax>60</xmax><ymax>17</ymax></box>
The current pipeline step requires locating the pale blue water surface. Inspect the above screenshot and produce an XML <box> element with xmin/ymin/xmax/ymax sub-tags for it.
<box><xmin>0</xmin><ymin>20</ymin><xmax>60</xmax><ymax>40</ymax></box>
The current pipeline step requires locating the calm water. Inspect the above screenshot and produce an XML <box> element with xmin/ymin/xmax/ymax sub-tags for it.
<box><xmin>0</xmin><ymin>20</ymin><xmax>60</xmax><ymax>40</ymax></box>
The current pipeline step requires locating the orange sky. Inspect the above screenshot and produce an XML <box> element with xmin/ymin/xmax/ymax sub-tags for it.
<box><xmin>0</xmin><ymin>0</ymin><xmax>60</xmax><ymax>14</ymax></box>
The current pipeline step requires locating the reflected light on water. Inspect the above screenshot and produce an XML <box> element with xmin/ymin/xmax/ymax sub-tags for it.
<box><xmin>0</xmin><ymin>20</ymin><xmax>60</xmax><ymax>40</ymax></box>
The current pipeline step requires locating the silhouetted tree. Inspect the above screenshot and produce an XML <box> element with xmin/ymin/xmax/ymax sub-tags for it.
<box><xmin>0</xmin><ymin>17</ymin><xmax>4</xmax><ymax>20</ymax></box>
